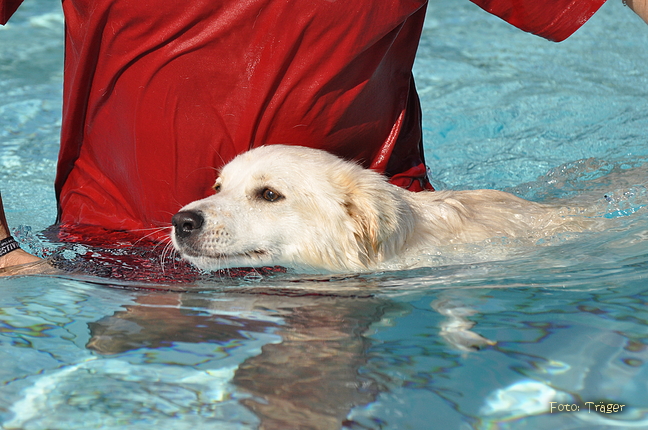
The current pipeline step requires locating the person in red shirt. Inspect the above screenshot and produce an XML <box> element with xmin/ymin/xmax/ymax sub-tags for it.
<box><xmin>1</xmin><ymin>0</ymin><xmax>645</xmax><ymax>271</ymax></box>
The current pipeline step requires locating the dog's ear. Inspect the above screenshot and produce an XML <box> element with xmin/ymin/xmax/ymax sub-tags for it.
<box><xmin>343</xmin><ymin>197</ymin><xmax>380</xmax><ymax>266</ymax></box>
<box><xmin>334</xmin><ymin>166</ymin><xmax>410</xmax><ymax>267</ymax></box>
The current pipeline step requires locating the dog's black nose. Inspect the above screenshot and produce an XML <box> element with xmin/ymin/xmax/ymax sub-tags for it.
<box><xmin>172</xmin><ymin>211</ymin><xmax>204</xmax><ymax>238</ymax></box>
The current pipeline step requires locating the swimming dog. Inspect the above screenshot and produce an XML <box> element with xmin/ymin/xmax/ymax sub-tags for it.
<box><xmin>171</xmin><ymin>145</ymin><xmax>588</xmax><ymax>272</ymax></box>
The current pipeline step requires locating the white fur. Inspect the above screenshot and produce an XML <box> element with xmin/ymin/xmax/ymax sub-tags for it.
<box><xmin>172</xmin><ymin>145</ymin><xmax>587</xmax><ymax>273</ymax></box>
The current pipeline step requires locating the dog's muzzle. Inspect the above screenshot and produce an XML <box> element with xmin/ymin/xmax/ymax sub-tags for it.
<box><xmin>172</xmin><ymin>210</ymin><xmax>204</xmax><ymax>239</ymax></box>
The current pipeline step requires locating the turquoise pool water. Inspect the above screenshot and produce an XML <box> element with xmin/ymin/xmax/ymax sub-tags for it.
<box><xmin>1</xmin><ymin>1</ymin><xmax>648</xmax><ymax>429</ymax></box>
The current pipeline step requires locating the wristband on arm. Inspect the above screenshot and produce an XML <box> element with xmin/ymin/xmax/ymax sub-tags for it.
<box><xmin>0</xmin><ymin>236</ymin><xmax>20</xmax><ymax>258</ymax></box>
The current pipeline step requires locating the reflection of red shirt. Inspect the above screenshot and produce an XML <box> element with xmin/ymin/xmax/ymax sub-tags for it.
<box><xmin>1</xmin><ymin>0</ymin><xmax>606</xmax><ymax>234</ymax></box>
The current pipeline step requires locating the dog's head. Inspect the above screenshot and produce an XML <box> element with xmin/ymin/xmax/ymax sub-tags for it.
<box><xmin>171</xmin><ymin>145</ymin><xmax>415</xmax><ymax>272</ymax></box>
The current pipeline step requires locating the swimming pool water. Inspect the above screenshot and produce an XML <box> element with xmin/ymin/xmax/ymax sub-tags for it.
<box><xmin>1</xmin><ymin>1</ymin><xmax>648</xmax><ymax>429</ymax></box>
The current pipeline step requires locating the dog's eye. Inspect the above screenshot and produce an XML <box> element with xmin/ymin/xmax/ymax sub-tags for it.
<box><xmin>213</xmin><ymin>183</ymin><xmax>221</xmax><ymax>193</ymax></box>
<box><xmin>261</xmin><ymin>188</ymin><xmax>282</xmax><ymax>202</ymax></box>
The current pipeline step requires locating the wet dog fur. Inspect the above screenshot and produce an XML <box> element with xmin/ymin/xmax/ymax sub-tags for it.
<box><xmin>172</xmin><ymin>145</ymin><xmax>587</xmax><ymax>273</ymax></box>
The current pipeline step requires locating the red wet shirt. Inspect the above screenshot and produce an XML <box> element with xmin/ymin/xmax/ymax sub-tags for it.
<box><xmin>1</xmin><ymin>0</ymin><xmax>606</xmax><ymax>235</ymax></box>
<box><xmin>58</xmin><ymin>0</ymin><xmax>432</xmax><ymax>233</ymax></box>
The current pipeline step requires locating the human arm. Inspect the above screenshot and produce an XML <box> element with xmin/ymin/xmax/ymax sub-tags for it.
<box><xmin>626</xmin><ymin>0</ymin><xmax>648</xmax><ymax>24</ymax></box>
<box><xmin>0</xmin><ymin>193</ymin><xmax>41</xmax><ymax>270</ymax></box>
<box><xmin>1</xmin><ymin>1</ymin><xmax>48</xmax><ymax>271</ymax></box>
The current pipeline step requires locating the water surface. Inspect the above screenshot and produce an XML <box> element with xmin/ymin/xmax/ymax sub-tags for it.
<box><xmin>1</xmin><ymin>1</ymin><xmax>648</xmax><ymax>429</ymax></box>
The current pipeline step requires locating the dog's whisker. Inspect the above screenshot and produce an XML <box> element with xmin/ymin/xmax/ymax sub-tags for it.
<box><xmin>130</xmin><ymin>226</ymin><xmax>172</xmax><ymax>246</ymax></box>
<box><xmin>127</xmin><ymin>226</ymin><xmax>171</xmax><ymax>236</ymax></box>
<box><xmin>159</xmin><ymin>242</ymin><xmax>176</xmax><ymax>274</ymax></box>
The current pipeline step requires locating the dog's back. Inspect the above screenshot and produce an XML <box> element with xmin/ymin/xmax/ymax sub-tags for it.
<box><xmin>403</xmin><ymin>188</ymin><xmax>591</xmax><ymax>247</ymax></box>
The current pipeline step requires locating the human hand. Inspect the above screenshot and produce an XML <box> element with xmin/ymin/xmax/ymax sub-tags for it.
<box><xmin>0</xmin><ymin>247</ymin><xmax>42</xmax><ymax>272</ymax></box>
<box><xmin>0</xmin><ymin>194</ymin><xmax>42</xmax><ymax>273</ymax></box>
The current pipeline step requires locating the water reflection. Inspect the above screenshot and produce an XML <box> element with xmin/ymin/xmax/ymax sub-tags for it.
<box><xmin>85</xmin><ymin>287</ymin><xmax>401</xmax><ymax>430</ymax></box>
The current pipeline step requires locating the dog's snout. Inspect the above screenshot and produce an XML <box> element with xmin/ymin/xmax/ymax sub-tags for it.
<box><xmin>172</xmin><ymin>211</ymin><xmax>204</xmax><ymax>238</ymax></box>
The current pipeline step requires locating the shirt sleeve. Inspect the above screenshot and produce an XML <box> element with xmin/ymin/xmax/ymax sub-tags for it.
<box><xmin>470</xmin><ymin>0</ymin><xmax>608</xmax><ymax>42</ymax></box>
<box><xmin>1</xmin><ymin>0</ymin><xmax>23</xmax><ymax>25</ymax></box>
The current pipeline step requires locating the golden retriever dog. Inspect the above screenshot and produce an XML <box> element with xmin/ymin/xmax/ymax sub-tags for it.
<box><xmin>171</xmin><ymin>145</ymin><xmax>589</xmax><ymax>273</ymax></box>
